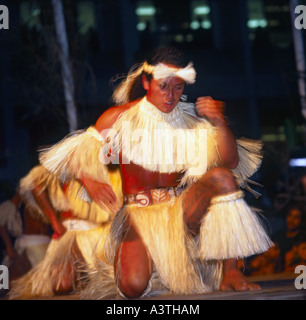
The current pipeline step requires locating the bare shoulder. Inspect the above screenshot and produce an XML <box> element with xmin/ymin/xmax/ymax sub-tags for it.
<box><xmin>95</xmin><ymin>99</ymin><xmax>140</xmax><ymax>132</ymax></box>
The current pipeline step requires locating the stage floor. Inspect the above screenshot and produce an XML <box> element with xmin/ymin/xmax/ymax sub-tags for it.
<box><xmin>6</xmin><ymin>272</ymin><xmax>304</xmax><ymax>301</ymax></box>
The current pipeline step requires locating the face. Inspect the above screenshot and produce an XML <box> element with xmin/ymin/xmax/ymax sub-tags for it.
<box><xmin>143</xmin><ymin>72</ymin><xmax>185</xmax><ymax>113</ymax></box>
<box><xmin>286</xmin><ymin>208</ymin><xmax>302</xmax><ymax>231</ymax></box>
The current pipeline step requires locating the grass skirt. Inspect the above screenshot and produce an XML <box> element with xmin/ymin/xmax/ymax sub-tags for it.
<box><xmin>81</xmin><ymin>189</ymin><xmax>272</xmax><ymax>299</ymax></box>
<box><xmin>9</xmin><ymin>224</ymin><xmax>109</xmax><ymax>299</ymax></box>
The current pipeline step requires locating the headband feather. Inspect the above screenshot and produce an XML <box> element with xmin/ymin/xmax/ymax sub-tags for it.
<box><xmin>112</xmin><ymin>61</ymin><xmax>196</xmax><ymax>105</ymax></box>
<box><xmin>145</xmin><ymin>62</ymin><xmax>196</xmax><ymax>84</ymax></box>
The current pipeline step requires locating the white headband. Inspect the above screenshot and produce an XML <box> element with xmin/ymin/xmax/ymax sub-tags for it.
<box><xmin>112</xmin><ymin>61</ymin><xmax>196</xmax><ymax>105</ymax></box>
<box><xmin>143</xmin><ymin>62</ymin><xmax>196</xmax><ymax>84</ymax></box>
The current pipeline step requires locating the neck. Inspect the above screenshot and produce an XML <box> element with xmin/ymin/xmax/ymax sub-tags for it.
<box><xmin>139</xmin><ymin>97</ymin><xmax>181</xmax><ymax>124</ymax></box>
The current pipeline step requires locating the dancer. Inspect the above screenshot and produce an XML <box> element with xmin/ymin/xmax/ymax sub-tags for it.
<box><xmin>0</xmin><ymin>192</ymin><xmax>50</xmax><ymax>285</ymax></box>
<box><xmin>9</xmin><ymin>165</ymin><xmax>122</xmax><ymax>298</ymax></box>
<box><xmin>38</xmin><ymin>47</ymin><xmax>272</xmax><ymax>299</ymax></box>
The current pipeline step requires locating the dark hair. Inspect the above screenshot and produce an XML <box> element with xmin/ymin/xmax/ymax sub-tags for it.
<box><xmin>144</xmin><ymin>47</ymin><xmax>187</xmax><ymax>82</ymax></box>
<box><xmin>146</xmin><ymin>46</ymin><xmax>187</xmax><ymax>68</ymax></box>
<box><xmin>113</xmin><ymin>47</ymin><xmax>188</xmax><ymax>104</ymax></box>
<box><xmin>129</xmin><ymin>47</ymin><xmax>187</xmax><ymax>101</ymax></box>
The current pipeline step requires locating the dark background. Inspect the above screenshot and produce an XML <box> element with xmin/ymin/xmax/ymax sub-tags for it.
<box><xmin>1</xmin><ymin>0</ymin><xmax>306</xmax><ymax>235</ymax></box>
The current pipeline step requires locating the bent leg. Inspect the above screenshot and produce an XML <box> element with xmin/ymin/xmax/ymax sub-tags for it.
<box><xmin>183</xmin><ymin>167</ymin><xmax>237</xmax><ymax>235</ymax></box>
<box><xmin>53</xmin><ymin>240</ymin><xmax>84</xmax><ymax>295</ymax></box>
<box><xmin>115</xmin><ymin>221</ymin><xmax>153</xmax><ymax>298</ymax></box>
<box><xmin>53</xmin><ymin>261</ymin><xmax>75</xmax><ymax>295</ymax></box>
<box><xmin>183</xmin><ymin>167</ymin><xmax>262</xmax><ymax>292</ymax></box>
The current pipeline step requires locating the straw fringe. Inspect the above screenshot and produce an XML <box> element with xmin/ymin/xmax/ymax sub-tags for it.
<box><xmin>126</xmin><ymin>198</ymin><xmax>211</xmax><ymax>295</ymax></box>
<box><xmin>39</xmin><ymin>127</ymin><xmax>110</xmax><ymax>184</ymax></box>
<box><xmin>199</xmin><ymin>191</ymin><xmax>273</xmax><ymax>260</ymax></box>
<box><xmin>38</xmin><ymin>127</ymin><xmax>123</xmax><ymax>220</ymax></box>
<box><xmin>9</xmin><ymin>224</ymin><xmax>108</xmax><ymax>300</ymax></box>
<box><xmin>81</xmin><ymin>195</ymin><xmax>217</xmax><ymax>299</ymax></box>
<box><xmin>18</xmin><ymin>165</ymin><xmax>68</xmax><ymax>224</ymax></box>
<box><xmin>9</xmin><ymin>232</ymin><xmax>82</xmax><ymax>299</ymax></box>
<box><xmin>80</xmin><ymin>191</ymin><xmax>272</xmax><ymax>299</ymax></box>
<box><xmin>233</xmin><ymin>138</ymin><xmax>263</xmax><ymax>186</ymax></box>
<box><xmin>110</xmin><ymin>97</ymin><xmax>219</xmax><ymax>185</ymax></box>
<box><xmin>64</xmin><ymin>169</ymin><xmax>123</xmax><ymax>223</ymax></box>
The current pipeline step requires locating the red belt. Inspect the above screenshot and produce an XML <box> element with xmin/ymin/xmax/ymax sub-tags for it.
<box><xmin>123</xmin><ymin>186</ymin><xmax>185</xmax><ymax>207</ymax></box>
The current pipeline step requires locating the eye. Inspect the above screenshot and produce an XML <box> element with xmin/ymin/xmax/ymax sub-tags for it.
<box><xmin>175</xmin><ymin>84</ymin><xmax>184</xmax><ymax>90</ymax></box>
<box><xmin>160</xmin><ymin>82</ymin><xmax>168</xmax><ymax>90</ymax></box>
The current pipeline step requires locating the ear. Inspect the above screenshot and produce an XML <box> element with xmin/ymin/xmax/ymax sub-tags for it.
<box><xmin>142</xmin><ymin>75</ymin><xmax>149</xmax><ymax>91</ymax></box>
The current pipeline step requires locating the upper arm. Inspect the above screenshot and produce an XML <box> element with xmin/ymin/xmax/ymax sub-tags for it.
<box><xmin>95</xmin><ymin>107</ymin><xmax>122</xmax><ymax>133</ymax></box>
<box><xmin>94</xmin><ymin>100</ymin><xmax>140</xmax><ymax>137</ymax></box>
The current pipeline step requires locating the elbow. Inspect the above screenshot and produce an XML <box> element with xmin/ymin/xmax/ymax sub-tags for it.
<box><xmin>231</xmin><ymin>155</ymin><xmax>239</xmax><ymax>169</ymax></box>
<box><xmin>224</xmin><ymin>154</ymin><xmax>239</xmax><ymax>169</ymax></box>
<box><xmin>229</xmin><ymin>162</ymin><xmax>238</xmax><ymax>170</ymax></box>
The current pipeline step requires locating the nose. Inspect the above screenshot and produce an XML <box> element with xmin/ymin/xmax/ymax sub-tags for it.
<box><xmin>166</xmin><ymin>87</ymin><xmax>174</xmax><ymax>99</ymax></box>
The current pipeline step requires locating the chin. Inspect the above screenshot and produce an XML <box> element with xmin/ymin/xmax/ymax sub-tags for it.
<box><xmin>163</xmin><ymin>105</ymin><xmax>176</xmax><ymax>113</ymax></box>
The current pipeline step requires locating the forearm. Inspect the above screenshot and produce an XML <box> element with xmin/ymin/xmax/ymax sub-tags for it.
<box><xmin>195</xmin><ymin>97</ymin><xmax>239</xmax><ymax>169</ymax></box>
<box><xmin>216</xmin><ymin>123</ymin><xmax>239</xmax><ymax>169</ymax></box>
<box><xmin>79</xmin><ymin>174</ymin><xmax>119</xmax><ymax>212</ymax></box>
<box><xmin>32</xmin><ymin>185</ymin><xmax>67</xmax><ymax>236</ymax></box>
<box><xmin>32</xmin><ymin>186</ymin><xmax>59</xmax><ymax>225</ymax></box>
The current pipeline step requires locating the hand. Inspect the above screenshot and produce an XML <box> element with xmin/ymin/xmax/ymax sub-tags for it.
<box><xmin>82</xmin><ymin>177</ymin><xmax>120</xmax><ymax>212</ymax></box>
<box><xmin>51</xmin><ymin>219</ymin><xmax>67</xmax><ymax>239</ymax></box>
<box><xmin>195</xmin><ymin>96</ymin><xmax>226</xmax><ymax>127</ymax></box>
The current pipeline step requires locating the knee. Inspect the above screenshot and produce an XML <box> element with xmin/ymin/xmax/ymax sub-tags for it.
<box><xmin>118</xmin><ymin>273</ymin><xmax>149</xmax><ymax>298</ymax></box>
<box><xmin>203</xmin><ymin>167</ymin><xmax>237</xmax><ymax>192</ymax></box>
<box><xmin>53</xmin><ymin>263</ymin><xmax>75</xmax><ymax>295</ymax></box>
<box><xmin>53</xmin><ymin>276</ymin><xmax>74</xmax><ymax>295</ymax></box>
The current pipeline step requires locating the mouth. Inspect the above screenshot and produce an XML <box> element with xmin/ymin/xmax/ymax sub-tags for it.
<box><xmin>165</xmin><ymin>101</ymin><xmax>174</xmax><ymax>107</ymax></box>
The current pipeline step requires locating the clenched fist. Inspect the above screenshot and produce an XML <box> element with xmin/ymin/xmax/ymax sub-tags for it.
<box><xmin>195</xmin><ymin>96</ymin><xmax>226</xmax><ymax>127</ymax></box>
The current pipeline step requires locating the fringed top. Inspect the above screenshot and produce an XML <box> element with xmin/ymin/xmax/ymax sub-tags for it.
<box><xmin>107</xmin><ymin>97</ymin><xmax>220</xmax><ymax>186</ymax></box>
<box><xmin>39</xmin><ymin>96</ymin><xmax>263</xmax><ymax>198</ymax></box>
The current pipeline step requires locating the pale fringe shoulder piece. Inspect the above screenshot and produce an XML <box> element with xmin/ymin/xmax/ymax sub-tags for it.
<box><xmin>232</xmin><ymin>138</ymin><xmax>263</xmax><ymax>184</ymax></box>
<box><xmin>231</xmin><ymin>138</ymin><xmax>263</xmax><ymax>197</ymax></box>
<box><xmin>174</xmin><ymin>107</ymin><xmax>263</xmax><ymax>189</ymax></box>
<box><xmin>18</xmin><ymin>165</ymin><xmax>69</xmax><ymax>224</ymax></box>
<box><xmin>199</xmin><ymin>191</ymin><xmax>273</xmax><ymax>260</ymax></box>
<box><xmin>39</xmin><ymin>126</ymin><xmax>110</xmax><ymax>184</ymax></box>
<box><xmin>64</xmin><ymin>169</ymin><xmax>123</xmax><ymax>223</ymax></box>
<box><xmin>110</xmin><ymin>98</ymin><xmax>220</xmax><ymax>185</ymax></box>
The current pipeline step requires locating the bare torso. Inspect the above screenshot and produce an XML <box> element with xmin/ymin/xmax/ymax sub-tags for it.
<box><xmin>95</xmin><ymin>100</ymin><xmax>183</xmax><ymax>195</ymax></box>
<box><xmin>120</xmin><ymin>161</ymin><xmax>182</xmax><ymax>194</ymax></box>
